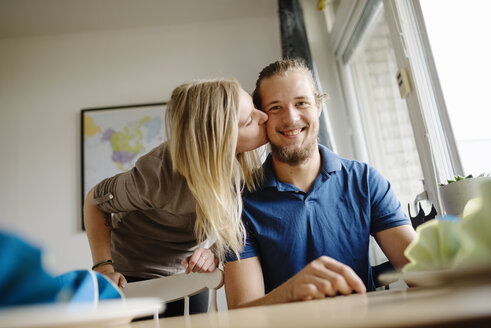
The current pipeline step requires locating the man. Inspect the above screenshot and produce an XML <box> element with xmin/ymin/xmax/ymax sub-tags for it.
<box><xmin>224</xmin><ymin>59</ymin><xmax>416</xmax><ymax>308</ymax></box>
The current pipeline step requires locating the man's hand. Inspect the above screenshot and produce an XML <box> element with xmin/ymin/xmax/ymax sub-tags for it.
<box><xmin>284</xmin><ymin>256</ymin><xmax>366</xmax><ymax>301</ymax></box>
<box><xmin>225</xmin><ymin>255</ymin><xmax>366</xmax><ymax>309</ymax></box>
<box><xmin>181</xmin><ymin>247</ymin><xmax>219</xmax><ymax>274</ymax></box>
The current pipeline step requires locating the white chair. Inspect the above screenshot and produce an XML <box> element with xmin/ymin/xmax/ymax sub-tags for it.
<box><xmin>122</xmin><ymin>269</ymin><xmax>224</xmax><ymax>316</ymax></box>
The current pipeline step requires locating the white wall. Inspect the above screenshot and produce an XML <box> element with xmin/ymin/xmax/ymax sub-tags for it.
<box><xmin>0</xmin><ymin>15</ymin><xmax>281</xmax><ymax>276</ymax></box>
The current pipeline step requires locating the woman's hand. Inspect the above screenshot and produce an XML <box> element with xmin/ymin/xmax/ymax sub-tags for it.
<box><xmin>105</xmin><ymin>272</ymin><xmax>127</xmax><ymax>288</ymax></box>
<box><xmin>95</xmin><ymin>265</ymin><xmax>127</xmax><ymax>288</ymax></box>
<box><xmin>181</xmin><ymin>247</ymin><xmax>219</xmax><ymax>274</ymax></box>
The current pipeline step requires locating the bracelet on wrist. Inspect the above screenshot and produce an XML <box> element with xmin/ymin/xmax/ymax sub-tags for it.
<box><xmin>91</xmin><ymin>259</ymin><xmax>114</xmax><ymax>271</ymax></box>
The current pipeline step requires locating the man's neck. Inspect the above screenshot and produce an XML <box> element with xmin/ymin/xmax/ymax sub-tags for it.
<box><xmin>271</xmin><ymin>145</ymin><xmax>322</xmax><ymax>193</ymax></box>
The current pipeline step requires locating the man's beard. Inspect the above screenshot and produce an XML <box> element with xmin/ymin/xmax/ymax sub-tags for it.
<box><xmin>270</xmin><ymin>136</ymin><xmax>317</xmax><ymax>166</ymax></box>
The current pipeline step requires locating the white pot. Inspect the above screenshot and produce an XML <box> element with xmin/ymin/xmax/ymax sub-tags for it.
<box><xmin>439</xmin><ymin>176</ymin><xmax>491</xmax><ymax>216</ymax></box>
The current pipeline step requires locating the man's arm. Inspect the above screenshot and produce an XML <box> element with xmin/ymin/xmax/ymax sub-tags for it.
<box><xmin>224</xmin><ymin>256</ymin><xmax>366</xmax><ymax>309</ymax></box>
<box><xmin>374</xmin><ymin>225</ymin><xmax>416</xmax><ymax>270</ymax></box>
<box><xmin>224</xmin><ymin>257</ymin><xmax>266</xmax><ymax>309</ymax></box>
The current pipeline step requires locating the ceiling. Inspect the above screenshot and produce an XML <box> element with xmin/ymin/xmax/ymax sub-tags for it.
<box><xmin>0</xmin><ymin>0</ymin><xmax>277</xmax><ymax>39</ymax></box>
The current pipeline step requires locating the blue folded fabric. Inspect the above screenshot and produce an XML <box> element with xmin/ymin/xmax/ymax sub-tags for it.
<box><xmin>0</xmin><ymin>230</ymin><xmax>60</xmax><ymax>307</ymax></box>
<box><xmin>56</xmin><ymin>270</ymin><xmax>122</xmax><ymax>303</ymax></box>
<box><xmin>0</xmin><ymin>230</ymin><xmax>122</xmax><ymax>307</ymax></box>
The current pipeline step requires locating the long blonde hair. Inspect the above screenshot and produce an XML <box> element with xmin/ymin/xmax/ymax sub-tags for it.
<box><xmin>165</xmin><ymin>79</ymin><xmax>263</xmax><ymax>261</ymax></box>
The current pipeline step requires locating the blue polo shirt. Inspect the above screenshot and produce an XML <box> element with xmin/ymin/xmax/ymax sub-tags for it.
<box><xmin>226</xmin><ymin>145</ymin><xmax>409</xmax><ymax>293</ymax></box>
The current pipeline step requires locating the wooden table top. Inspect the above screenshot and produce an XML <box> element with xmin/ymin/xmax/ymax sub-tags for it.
<box><xmin>130</xmin><ymin>283</ymin><xmax>491</xmax><ymax>328</ymax></box>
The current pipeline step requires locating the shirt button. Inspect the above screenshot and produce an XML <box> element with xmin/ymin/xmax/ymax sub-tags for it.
<box><xmin>108</xmin><ymin>194</ymin><xmax>114</xmax><ymax>200</ymax></box>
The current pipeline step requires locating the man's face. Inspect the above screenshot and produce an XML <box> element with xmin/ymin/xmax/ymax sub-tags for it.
<box><xmin>259</xmin><ymin>71</ymin><xmax>321</xmax><ymax>165</ymax></box>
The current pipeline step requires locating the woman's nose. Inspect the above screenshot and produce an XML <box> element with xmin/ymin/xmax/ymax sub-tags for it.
<box><xmin>255</xmin><ymin>109</ymin><xmax>268</xmax><ymax>124</ymax></box>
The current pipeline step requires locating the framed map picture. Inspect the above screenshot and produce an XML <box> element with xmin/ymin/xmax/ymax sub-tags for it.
<box><xmin>81</xmin><ymin>102</ymin><xmax>167</xmax><ymax>229</ymax></box>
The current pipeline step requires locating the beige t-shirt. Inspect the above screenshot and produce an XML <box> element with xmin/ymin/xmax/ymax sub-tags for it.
<box><xmin>93</xmin><ymin>142</ymin><xmax>198</xmax><ymax>278</ymax></box>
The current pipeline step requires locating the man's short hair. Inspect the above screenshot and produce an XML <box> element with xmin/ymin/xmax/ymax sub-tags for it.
<box><xmin>252</xmin><ymin>58</ymin><xmax>325</xmax><ymax>109</ymax></box>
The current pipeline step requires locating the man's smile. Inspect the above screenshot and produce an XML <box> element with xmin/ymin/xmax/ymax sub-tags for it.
<box><xmin>279</xmin><ymin>127</ymin><xmax>306</xmax><ymax>137</ymax></box>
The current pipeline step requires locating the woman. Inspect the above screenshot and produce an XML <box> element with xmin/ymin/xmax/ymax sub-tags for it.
<box><xmin>84</xmin><ymin>78</ymin><xmax>268</xmax><ymax>316</ymax></box>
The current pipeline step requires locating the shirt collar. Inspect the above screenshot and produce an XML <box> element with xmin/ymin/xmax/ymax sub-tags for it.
<box><xmin>319</xmin><ymin>144</ymin><xmax>342</xmax><ymax>175</ymax></box>
<box><xmin>261</xmin><ymin>144</ymin><xmax>342</xmax><ymax>189</ymax></box>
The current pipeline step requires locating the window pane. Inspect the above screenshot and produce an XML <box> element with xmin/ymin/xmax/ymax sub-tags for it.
<box><xmin>420</xmin><ymin>0</ymin><xmax>491</xmax><ymax>175</ymax></box>
<box><xmin>349</xmin><ymin>8</ymin><xmax>425</xmax><ymax>212</ymax></box>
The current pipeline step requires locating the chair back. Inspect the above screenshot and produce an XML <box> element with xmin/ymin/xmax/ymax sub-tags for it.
<box><xmin>123</xmin><ymin>269</ymin><xmax>223</xmax><ymax>315</ymax></box>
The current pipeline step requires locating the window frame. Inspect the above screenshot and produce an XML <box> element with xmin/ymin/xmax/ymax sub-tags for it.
<box><xmin>329</xmin><ymin>0</ymin><xmax>463</xmax><ymax>214</ymax></box>
<box><xmin>383</xmin><ymin>0</ymin><xmax>463</xmax><ymax>212</ymax></box>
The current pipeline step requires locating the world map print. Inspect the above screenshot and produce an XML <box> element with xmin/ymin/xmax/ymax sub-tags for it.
<box><xmin>82</xmin><ymin>104</ymin><xmax>166</xmax><ymax>202</ymax></box>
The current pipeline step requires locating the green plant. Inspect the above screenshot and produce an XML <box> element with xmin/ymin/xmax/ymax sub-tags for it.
<box><xmin>441</xmin><ymin>173</ymin><xmax>489</xmax><ymax>186</ymax></box>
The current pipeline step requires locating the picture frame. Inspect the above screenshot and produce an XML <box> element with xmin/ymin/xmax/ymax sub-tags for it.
<box><xmin>81</xmin><ymin>102</ymin><xmax>167</xmax><ymax>229</ymax></box>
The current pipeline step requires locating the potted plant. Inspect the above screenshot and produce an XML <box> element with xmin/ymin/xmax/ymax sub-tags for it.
<box><xmin>439</xmin><ymin>173</ymin><xmax>491</xmax><ymax>216</ymax></box>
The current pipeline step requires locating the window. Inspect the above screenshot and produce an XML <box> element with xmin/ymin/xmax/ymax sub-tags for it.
<box><xmin>327</xmin><ymin>0</ymin><xmax>471</xmax><ymax>216</ymax></box>
<box><xmin>348</xmin><ymin>5</ymin><xmax>425</xmax><ymax>211</ymax></box>
<box><xmin>332</xmin><ymin>0</ymin><xmax>425</xmax><ymax>213</ymax></box>
<box><xmin>316</xmin><ymin>0</ymin><xmax>489</xmax><ymax>291</ymax></box>
<box><xmin>328</xmin><ymin>0</ymin><xmax>434</xmax><ymax>274</ymax></box>
<box><xmin>419</xmin><ymin>0</ymin><xmax>491</xmax><ymax>176</ymax></box>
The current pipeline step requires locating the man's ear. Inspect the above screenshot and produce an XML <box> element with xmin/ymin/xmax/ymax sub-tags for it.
<box><xmin>316</xmin><ymin>103</ymin><xmax>322</xmax><ymax>118</ymax></box>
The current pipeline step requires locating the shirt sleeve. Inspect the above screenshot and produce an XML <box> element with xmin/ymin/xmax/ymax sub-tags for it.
<box><xmin>368</xmin><ymin>165</ymin><xmax>410</xmax><ymax>235</ymax></box>
<box><xmin>224</xmin><ymin>214</ymin><xmax>260</xmax><ymax>263</ymax></box>
<box><xmin>92</xmin><ymin>144</ymin><xmax>179</xmax><ymax>214</ymax></box>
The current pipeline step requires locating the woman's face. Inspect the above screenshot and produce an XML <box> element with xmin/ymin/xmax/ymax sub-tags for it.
<box><xmin>236</xmin><ymin>88</ymin><xmax>268</xmax><ymax>154</ymax></box>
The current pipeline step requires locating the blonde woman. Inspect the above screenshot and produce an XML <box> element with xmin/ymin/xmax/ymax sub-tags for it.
<box><xmin>84</xmin><ymin>79</ymin><xmax>268</xmax><ymax>317</ymax></box>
